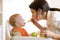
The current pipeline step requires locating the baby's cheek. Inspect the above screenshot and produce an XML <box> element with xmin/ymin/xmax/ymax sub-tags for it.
<box><xmin>20</xmin><ymin>22</ymin><xmax>25</xmax><ymax>26</ymax></box>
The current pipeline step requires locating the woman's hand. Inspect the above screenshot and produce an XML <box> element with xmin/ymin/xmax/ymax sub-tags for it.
<box><xmin>41</xmin><ymin>30</ymin><xmax>55</xmax><ymax>38</ymax></box>
<box><xmin>41</xmin><ymin>30</ymin><xmax>60</xmax><ymax>40</ymax></box>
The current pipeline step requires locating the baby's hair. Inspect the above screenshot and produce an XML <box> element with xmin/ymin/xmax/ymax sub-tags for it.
<box><xmin>9</xmin><ymin>14</ymin><xmax>20</xmax><ymax>26</ymax></box>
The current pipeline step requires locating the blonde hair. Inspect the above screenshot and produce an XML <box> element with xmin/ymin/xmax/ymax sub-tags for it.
<box><xmin>9</xmin><ymin>14</ymin><xmax>19</xmax><ymax>26</ymax></box>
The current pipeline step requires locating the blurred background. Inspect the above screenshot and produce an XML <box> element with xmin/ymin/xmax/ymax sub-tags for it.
<box><xmin>0</xmin><ymin>0</ymin><xmax>2</xmax><ymax>40</ymax></box>
<box><xmin>0</xmin><ymin>0</ymin><xmax>2</xmax><ymax>25</ymax></box>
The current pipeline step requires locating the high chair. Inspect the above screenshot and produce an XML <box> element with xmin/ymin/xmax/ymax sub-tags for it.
<box><xmin>6</xmin><ymin>20</ymin><xmax>53</xmax><ymax>40</ymax></box>
<box><xmin>6</xmin><ymin>20</ymin><xmax>13</xmax><ymax>40</ymax></box>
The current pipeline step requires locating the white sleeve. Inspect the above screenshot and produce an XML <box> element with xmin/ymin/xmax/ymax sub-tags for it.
<box><xmin>38</xmin><ymin>20</ymin><xmax>47</xmax><ymax>27</ymax></box>
<box><xmin>53</xmin><ymin>12</ymin><xmax>60</xmax><ymax>28</ymax></box>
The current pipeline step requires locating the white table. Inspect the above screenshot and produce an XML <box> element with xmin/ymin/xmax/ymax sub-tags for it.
<box><xmin>11</xmin><ymin>36</ymin><xmax>53</xmax><ymax>40</ymax></box>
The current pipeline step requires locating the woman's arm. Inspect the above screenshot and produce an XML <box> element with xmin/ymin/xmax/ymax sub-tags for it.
<box><xmin>42</xmin><ymin>30</ymin><xmax>60</xmax><ymax>40</ymax></box>
<box><xmin>31</xmin><ymin>18</ymin><xmax>47</xmax><ymax>30</ymax></box>
<box><xmin>53</xmin><ymin>33</ymin><xmax>60</xmax><ymax>39</ymax></box>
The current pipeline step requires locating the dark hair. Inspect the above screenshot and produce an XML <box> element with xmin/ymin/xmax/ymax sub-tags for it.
<box><xmin>29</xmin><ymin>0</ymin><xmax>50</xmax><ymax>12</ymax></box>
<box><xmin>50</xmin><ymin>8</ymin><xmax>60</xmax><ymax>11</ymax></box>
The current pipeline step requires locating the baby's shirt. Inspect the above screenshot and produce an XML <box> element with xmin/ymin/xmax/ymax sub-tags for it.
<box><xmin>11</xmin><ymin>27</ymin><xmax>29</xmax><ymax>36</ymax></box>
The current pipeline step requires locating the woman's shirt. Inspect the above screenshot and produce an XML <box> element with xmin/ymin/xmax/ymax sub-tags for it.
<box><xmin>47</xmin><ymin>11</ymin><xmax>60</xmax><ymax>34</ymax></box>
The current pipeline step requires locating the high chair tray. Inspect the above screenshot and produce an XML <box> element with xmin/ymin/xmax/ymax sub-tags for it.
<box><xmin>11</xmin><ymin>36</ymin><xmax>53</xmax><ymax>40</ymax></box>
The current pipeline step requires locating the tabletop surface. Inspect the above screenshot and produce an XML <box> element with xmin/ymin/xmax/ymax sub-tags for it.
<box><xmin>11</xmin><ymin>36</ymin><xmax>53</xmax><ymax>40</ymax></box>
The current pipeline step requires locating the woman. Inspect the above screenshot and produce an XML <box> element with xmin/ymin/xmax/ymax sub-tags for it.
<box><xmin>29</xmin><ymin>0</ymin><xmax>60</xmax><ymax>40</ymax></box>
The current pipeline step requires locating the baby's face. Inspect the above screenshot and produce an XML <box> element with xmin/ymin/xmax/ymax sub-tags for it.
<box><xmin>15</xmin><ymin>15</ymin><xmax>25</xmax><ymax>27</ymax></box>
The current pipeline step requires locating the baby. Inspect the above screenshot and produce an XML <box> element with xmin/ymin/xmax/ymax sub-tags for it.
<box><xmin>9</xmin><ymin>14</ymin><xmax>28</xmax><ymax>37</ymax></box>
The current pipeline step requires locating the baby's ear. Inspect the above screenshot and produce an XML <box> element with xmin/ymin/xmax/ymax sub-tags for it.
<box><xmin>15</xmin><ymin>22</ymin><xmax>19</xmax><ymax>26</ymax></box>
<box><xmin>15</xmin><ymin>22</ymin><xmax>17</xmax><ymax>25</ymax></box>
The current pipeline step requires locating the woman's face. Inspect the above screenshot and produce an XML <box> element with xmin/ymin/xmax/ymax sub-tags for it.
<box><xmin>30</xmin><ymin>8</ymin><xmax>47</xmax><ymax>20</ymax></box>
<box><xmin>30</xmin><ymin>8</ymin><xmax>37</xmax><ymax>19</ymax></box>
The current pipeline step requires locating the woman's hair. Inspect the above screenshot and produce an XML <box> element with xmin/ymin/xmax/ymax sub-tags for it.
<box><xmin>9</xmin><ymin>14</ymin><xmax>19</xmax><ymax>26</ymax></box>
<box><xmin>29</xmin><ymin>0</ymin><xmax>50</xmax><ymax>12</ymax></box>
<box><xmin>50</xmin><ymin>8</ymin><xmax>60</xmax><ymax>11</ymax></box>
